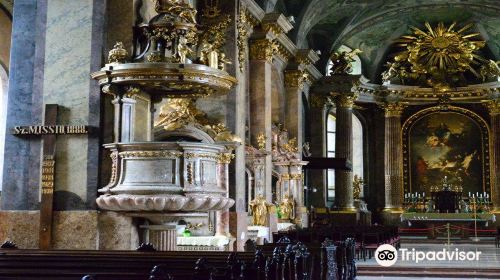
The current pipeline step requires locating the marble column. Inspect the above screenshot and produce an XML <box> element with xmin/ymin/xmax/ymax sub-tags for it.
<box><xmin>284</xmin><ymin>70</ymin><xmax>310</xmax><ymax>155</ymax></box>
<box><xmin>485</xmin><ymin>100</ymin><xmax>500</xmax><ymax>212</ymax></box>
<box><xmin>382</xmin><ymin>102</ymin><xmax>406</xmax><ymax>212</ymax></box>
<box><xmin>1</xmin><ymin>0</ymin><xmax>46</xmax><ymax>210</ymax></box>
<box><xmin>249</xmin><ymin>38</ymin><xmax>275</xmax><ymax>202</ymax></box>
<box><xmin>308</xmin><ymin>96</ymin><xmax>330</xmax><ymax>207</ymax></box>
<box><xmin>333</xmin><ymin>94</ymin><xmax>357</xmax><ymax>211</ymax></box>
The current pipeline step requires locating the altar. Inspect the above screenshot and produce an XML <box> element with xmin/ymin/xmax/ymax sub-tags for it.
<box><xmin>400</xmin><ymin>213</ymin><xmax>496</xmax><ymax>239</ymax></box>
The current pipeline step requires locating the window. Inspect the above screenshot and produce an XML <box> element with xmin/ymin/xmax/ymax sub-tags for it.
<box><xmin>326</xmin><ymin>45</ymin><xmax>362</xmax><ymax>76</ymax></box>
<box><xmin>327</xmin><ymin>113</ymin><xmax>364</xmax><ymax>200</ymax></box>
<box><xmin>326</xmin><ymin>114</ymin><xmax>336</xmax><ymax>199</ymax></box>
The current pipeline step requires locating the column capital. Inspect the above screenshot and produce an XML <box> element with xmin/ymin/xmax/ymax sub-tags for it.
<box><xmin>284</xmin><ymin>70</ymin><xmax>311</xmax><ymax>90</ymax></box>
<box><xmin>382</xmin><ymin>102</ymin><xmax>407</xmax><ymax>117</ymax></box>
<box><xmin>310</xmin><ymin>94</ymin><xmax>333</xmax><ymax>109</ymax></box>
<box><xmin>332</xmin><ymin>93</ymin><xmax>358</xmax><ymax>109</ymax></box>
<box><xmin>249</xmin><ymin>38</ymin><xmax>278</xmax><ymax>62</ymax></box>
<box><xmin>484</xmin><ymin>99</ymin><xmax>500</xmax><ymax>115</ymax></box>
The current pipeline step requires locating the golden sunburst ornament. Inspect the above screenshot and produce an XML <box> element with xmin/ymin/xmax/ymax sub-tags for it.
<box><xmin>383</xmin><ymin>22</ymin><xmax>489</xmax><ymax>91</ymax></box>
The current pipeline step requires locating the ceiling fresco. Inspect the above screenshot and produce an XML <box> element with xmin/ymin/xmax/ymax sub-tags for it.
<box><xmin>257</xmin><ymin>0</ymin><xmax>500</xmax><ymax>82</ymax></box>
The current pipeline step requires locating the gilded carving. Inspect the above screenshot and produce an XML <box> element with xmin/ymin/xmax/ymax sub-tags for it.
<box><xmin>262</xmin><ymin>22</ymin><xmax>283</xmax><ymax>37</ymax></box>
<box><xmin>236</xmin><ymin>9</ymin><xmax>250</xmax><ymax>72</ymax></box>
<box><xmin>278</xmin><ymin>194</ymin><xmax>295</xmax><ymax>220</ymax></box>
<box><xmin>105</xmin><ymin>151</ymin><xmax>119</xmax><ymax>189</ymax></box>
<box><xmin>256</xmin><ymin>133</ymin><xmax>266</xmax><ymax>150</ymax></box>
<box><xmin>155</xmin><ymin>99</ymin><xmax>241</xmax><ymax>143</ymax></box>
<box><xmin>328</xmin><ymin>49</ymin><xmax>362</xmax><ymax>75</ymax></box>
<box><xmin>353</xmin><ymin>174</ymin><xmax>363</xmax><ymax>200</ymax></box>
<box><xmin>119</xmin><ymin>151</ymin><xmax>183</xmax><ymax>158</ymax></box>
<box><xmin>383</xmin><ymin>102</ymin><xmax>407</xmax><ymax>117</ymax></box>
<box><xmin>382</xmin><ymin>22</ymin><xmax>492</xmax><ymax>91</ymax></box>
<box><xmin>249</xmin><ymin>194</ymin><xmax>274</xmax><ymax>226</ymax></box>
<box><xmin>184</xmin><ymin>153</ymin><xmax>220</xmax><ymax>161</ymax></box>
<box><xmin>484</xmin><ymin>99</ymin><xmax>500</xmax><ymax>115</ymax></box>
<box><xmin>310</xmin><ymin>95</ymin><xmax>333</xmax><ymax>108</ymax></box>
<box><xmin>249</xmin><ymin>39</ymin><xmax>278</xmax><ymax>62</ymax></box>
<box><xmin>284</xmin><ymin>70</ymin><xmax>310</xmax><ymax>89</ymax></box>
<box><xmin>108</xmin><ymin>42</ymin><xmax>128</xmax><ymax>64</ymax></box>
<box><xmin>272</xmin><ymin>125</ymin><xmax>301</xmax><ymax>162</ymax></box>
<box><xmin>333</xmin><ymin>94</ymin><xmax>358</xmax><ymax>109</ymax></box>
<box><xmin>199</xmin><ymin>7</ymin><xmax>232</xmax><ymax>71</ymax></box>
<box><xmin>480</xmin><ymin>60</ymin><xmax>500</xmax><ymax>82</ymax></box>
<box><xmin>217</xmin><ymin>153</ymin><xmax>235</xmax><ymax>164</ymax></box>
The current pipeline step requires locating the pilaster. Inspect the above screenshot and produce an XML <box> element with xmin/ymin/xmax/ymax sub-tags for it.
<box><xmin>485</xmin><ymin>100</ymin><xmax>500</xmax><ymax>212</ymax></box>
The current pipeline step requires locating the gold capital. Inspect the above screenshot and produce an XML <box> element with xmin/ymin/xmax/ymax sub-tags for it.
<box><xmin>249</xmin><ymin>39</ymin><xmax>278</xmax><ymax>62</ymax></box>
<box><xmin>484</xmin><ymin>99</ymin><xmax>500</xmax><ymax>115</ymax></box>
<box><xmin>383</xmin><ymin>102</ymin><xmax>407</xmax><ymax>117</ymax></box>
<box><xmin>333</xmin><ymin>94</ymin><xmax>357</xmax><ymax>109</ymax></box>
<box><xmin>284</xmin><ymin>70</ymin><xmax>310</xmax><ymax>89</ymax></box>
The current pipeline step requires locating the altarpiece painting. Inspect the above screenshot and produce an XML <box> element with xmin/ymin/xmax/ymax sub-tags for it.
<box><xmin>404</xmin><ymin>108</ymin><xmax>491</xmax><ymax>195</ymax></box>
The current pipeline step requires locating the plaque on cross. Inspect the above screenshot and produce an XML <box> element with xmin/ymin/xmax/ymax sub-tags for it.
<box><xmin>12</xmin><ymin>104</ymin><xmax>88</xmax><ymax>250</ymax></box>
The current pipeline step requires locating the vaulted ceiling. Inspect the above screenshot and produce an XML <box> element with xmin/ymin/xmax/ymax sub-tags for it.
<box><xmin>257</xmin><ymin>0</ymin><xmax>500</xmax><ymax>83</ymax></box>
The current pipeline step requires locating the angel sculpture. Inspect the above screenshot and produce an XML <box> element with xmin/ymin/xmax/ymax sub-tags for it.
<box><xmin>480</xmin><ymin>59</ymin><xmax>500</xmax><ymax>82</ymax></box>
<box><xmin>381</xmin><ymin>62</ymin><xmax>400</xmax><ymax>83</ymax></box>
<box><xmin>328</xmin><ymin>49</ymin><xmax>362</xmax><ymax>75</ymax></box>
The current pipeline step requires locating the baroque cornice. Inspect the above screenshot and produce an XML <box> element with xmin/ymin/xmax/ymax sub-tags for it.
<box><xmin>354</xmin><ymin>78</ymin><xmax>500</xmax><ymax>104</ymax></box>
<box><xmin>261</xmin><ymin>13</ymin><xmax>294</xmax><ymax>37</ymax></box>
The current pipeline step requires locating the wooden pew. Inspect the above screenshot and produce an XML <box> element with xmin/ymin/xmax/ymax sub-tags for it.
<box><xmin>0</xmin><ymin>240</ymin><xmax>346</xmax><ymax>280</ymax></box>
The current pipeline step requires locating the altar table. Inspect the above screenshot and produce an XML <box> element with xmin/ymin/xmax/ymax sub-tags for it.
<box><xmin>176</xmin><ymin>236</ymin><xmax>232</xmax><ymax>251</ymax></box>
<box><xmin>400</xmin><ymin>213</ymin><xmax>496</xmax><ymax>239</ymax></box>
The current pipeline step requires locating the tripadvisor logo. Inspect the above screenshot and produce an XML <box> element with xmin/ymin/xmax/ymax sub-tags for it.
<box><xmin>375</xmin><ymin>244</ymin><xmax>398</xmax><ymax>267</ymax></box>
<box><xmin>375</xmin><ymin>244</ymin><xmax>482</xmax><ymax>267</ymax></box>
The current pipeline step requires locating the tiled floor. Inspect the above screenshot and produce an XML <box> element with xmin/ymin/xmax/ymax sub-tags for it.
<box><xmin>357</xmin><ymin>243</ymin><xmax>500</xmax><ymax>268</ymax></box>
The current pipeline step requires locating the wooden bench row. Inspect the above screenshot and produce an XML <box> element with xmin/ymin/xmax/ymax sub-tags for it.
<box><xmin>0</xmin><ymin>239</ymin><xmax>353</xmax><ymax>280</ymax></box>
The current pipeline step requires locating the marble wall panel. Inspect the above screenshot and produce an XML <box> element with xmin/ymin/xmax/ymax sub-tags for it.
<box><xmin>41</xmin><ymin>0</ymin><xmax>105</xmax><ymax>208</ymax></box>
<box><xmin>0</xmin><ymin>210</ymin><xmax>39</xmax><ymax>249</ymax></box>
<box><xmin>52</xmin><ymin>210</ymin><xmax>98</xmax><ymax>249</ymax></box>
<box><xmin>98</xmin><ymin>211</ymin><xmax>139</xmax><ymax>250</ymax></box>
